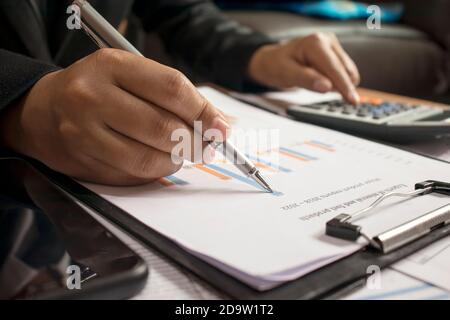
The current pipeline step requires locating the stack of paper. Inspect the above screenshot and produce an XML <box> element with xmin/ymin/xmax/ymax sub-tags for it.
<box><xmin>345</xmin><ymin>269</ymin><xmax>450</xmax><ymax>300</ymax></box>
<box><xmin>393</xmin><ymin>236</ymin><xmax>450</xmax><ymax>292</ymax></box>
<box><xmin>83</xmin><ymin>88</ymin><xmax>450</xmax><ymax>291</ymax></box>
<box><xmin>81</xmin><ymin>199</ymin><xmax>449</xmax><ymax>300</ymax></box>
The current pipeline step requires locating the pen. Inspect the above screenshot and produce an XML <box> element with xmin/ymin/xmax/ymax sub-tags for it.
<box><xmin>72</xmin><ymin>0</ymin><xmax>273</xmax><ymax>193</ymax></box>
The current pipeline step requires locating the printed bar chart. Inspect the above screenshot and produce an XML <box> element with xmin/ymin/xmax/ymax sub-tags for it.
<box><xmin>254</xmin><ymin>162</ymin><xmax>276</xmax><ymax>172</ymax></box>
<box><xmin>205</xmin><ymin>164</ymin><xmax>284</xmax><ymax>196</ymax></box>
<box><xmin>158</xmin><ymin>140</ymin><xmax>335</xmax><ymax>194</ymax></box>
<box><xmin>158</xmin><ymin>175</ymin><xmax>189</xmax><ymax>187</ymax></box>
<box><xmin>194</xmin><ymin>164</ymin><xmax>231</xmax><ymax>180</ymax></box>
<box><xmin>304</xmin><ymin>140</ymin><xmax>335</xmax><ymax>152</ymax></box>
<box><xmin>279</xmin><ymin>147</ymin><xmax>317</xmax><ymax>161</ymax></box>
<box><xmin>245</xmin><ymin>154</ymin><xmax>292</xmax><ymax>173</ymax></box>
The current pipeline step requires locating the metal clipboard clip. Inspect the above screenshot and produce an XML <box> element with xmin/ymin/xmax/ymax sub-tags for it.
<box><xmin>326</xmin><ymin>180</ymin><xmax>450</xmax><ymax>253</ymax></box>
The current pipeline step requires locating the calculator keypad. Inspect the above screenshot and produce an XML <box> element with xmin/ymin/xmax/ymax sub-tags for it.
<box><xmin>308</xmin><ymin>99</ymin><xmax>419</xmax><ymax>122</ymax></box>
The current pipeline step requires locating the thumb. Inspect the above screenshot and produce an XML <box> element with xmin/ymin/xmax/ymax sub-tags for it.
<box><xmin>195</xmin><ymin>95</ymin><xmax>231</xmax><ymax>143</ymax></box>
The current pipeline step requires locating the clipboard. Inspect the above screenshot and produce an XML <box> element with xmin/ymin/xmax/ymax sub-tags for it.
<box><xmin>13</xmin><ymin>154</ymin><xmax>448</xmax><ymax>300</ymax></box>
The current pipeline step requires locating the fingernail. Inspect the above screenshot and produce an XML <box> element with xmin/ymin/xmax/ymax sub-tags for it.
<box><xmin>348</xmin><ymin>89</ymin><xmax>360</xmax><ymax>105</ymax></box>
<box><xmin>203</xmin><ymin>146</ymin><xmax>216</xmax><ymax>164</ymax></box>
<box><xmin>212</xmin><ymin>116</ymin><xmax>231</xmax><ymax>141</ymax></box>
<box><xmin>313</xmin><ymin>80</ymin><xmax>332</xmax><ymax>93</ymax></box>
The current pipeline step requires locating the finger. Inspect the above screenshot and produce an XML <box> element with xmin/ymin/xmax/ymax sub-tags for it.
<box><xmin>329</xmin><ymin>34</ymin><xmax>361</xmax><ymax>86</ymax></box>
<box><xmin>102</xmin><ymin>88</ymin><xmax>215</xmax><ymax>163</ymax></box>
<box><xmin>86</xmin><ymin>125</ymin><xmax>182</xmax><ymax>179</ymax></box>
<box><xmin>303</xmin><ymin>39</ymin><xmax>359</xmax><ymax>104</ymax></box>
<box><xmin>96</xmin><ymin>49</ymin><xmax>229</xmax><ymax>140</ymax></box>
<box><xmin>277</xmin><ymin>57</ymin><xmax>333</xmax><ymax>92</ymax></box>
<box><xmin>75</xmin><ymin>155</ymin><xmax>156</xmax><ymax>186</ymax></box>
<box><xmin>101</xmin><ymin>87</ymin><xmax>192</xmax><ymax>153</ymax></box>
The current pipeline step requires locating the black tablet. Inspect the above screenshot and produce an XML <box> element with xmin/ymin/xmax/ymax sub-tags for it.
<box><xmin>0</xmin><ymin>157</ymin><xmax>148</xmax><ymax>300</ymax></box>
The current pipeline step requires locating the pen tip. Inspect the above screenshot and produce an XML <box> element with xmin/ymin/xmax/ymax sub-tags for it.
<box><xmin>254</xmin><ymin>171</ymin><xmax>274</xmax><ymax>193</ymax></box>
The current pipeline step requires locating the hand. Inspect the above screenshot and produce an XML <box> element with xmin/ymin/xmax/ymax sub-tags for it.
<box><xmin>0</xmin><ymin>49</ymin><xmax>229</xmax><ymax>185</ymax></box>
<box><xmin>248</xmin><ymin>32</ymin><xmax>361</xmax><ymax>104</ymax></box>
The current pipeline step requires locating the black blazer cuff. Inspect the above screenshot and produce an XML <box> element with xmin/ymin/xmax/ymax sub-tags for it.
<box><xmin>0</xmin><ymin>50</ymin><xmax>60</xmax><ymax>112</ymax></box>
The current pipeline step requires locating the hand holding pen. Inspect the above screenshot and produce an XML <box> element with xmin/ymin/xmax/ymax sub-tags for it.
<box><xmin>73</xmin><ymin>0</ymin><xmax>273</xmax><ymax>192</ymax></box>
<box><xmin>1</xmin><ymin>4</ymin><xmax>232</xmax><ymax>187</ymax></box>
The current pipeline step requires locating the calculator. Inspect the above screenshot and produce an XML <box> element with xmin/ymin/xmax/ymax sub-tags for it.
<box><xmin>286</xmin><ymin>98</ymin><xmax>450</xmax><ymax>143</ymax></box>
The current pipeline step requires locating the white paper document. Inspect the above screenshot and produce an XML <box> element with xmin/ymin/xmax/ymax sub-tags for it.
<box><xmin>81</xmin><ymin>199</ymin><xmax>448</xmax><ymax>300</ymax></box>
<box><xmin>79</xmin><ymin>201</ymin><xmax>221</xmax><ymax>300</ymax></box>
<box><xmin>83</xmin><ymin>87</ymin><xmax>450</xmax><ymax>290</ymax></box>
<box><xmin>231</xmin><ymin>88</ymin><xmax>341</xmax><ymax>115</ymax></box>
<box><xmin>263</xmin><ymin>89</ymin><xmax>342</xmax><ymax>105</ymax></box>
<box><xmin>393</xmin><ymin>236</ymin><xmax>450</xmax><ymax>292</ymax></box>
<box><xmin>346</xmin><ymin>269</ymin><xmax>450</xmax><ymax>300</ymax></box>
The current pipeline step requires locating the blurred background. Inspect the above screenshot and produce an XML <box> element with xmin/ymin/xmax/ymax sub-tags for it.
<box><xmin>142</xmin><ymin>0</ymin><xmax>450</xmax><ymax>104</ymax></box>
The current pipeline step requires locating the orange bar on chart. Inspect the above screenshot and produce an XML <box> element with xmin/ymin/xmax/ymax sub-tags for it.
<box><xmin>255</xmin><ymin>162</ymin><xmax>276</xmax><ymax>171</ymax></box>
<box><xmin>278</xmin><ymin>150</ymin><xmax>309</xmax><ymax>162</ymax></box>
<box><xmin>304</xmin><ymin>141</ymin><xmax>335</xmax><ymax>152</ymax></box>
<box><xmin>194</xmin><ymin>164</ymin><xmax>232</xmax><ymax>180</ymax></box>
<box><xmin>158</xmin><ymin>178</ymin><xmax>175</xmax><ymax>187</ymax></box>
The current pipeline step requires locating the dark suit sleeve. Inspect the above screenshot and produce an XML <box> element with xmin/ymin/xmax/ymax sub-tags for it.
<box><xmin>0</xmin><ymin>49</ymin><xmax>60</xmax><ymax>112</ymax></box>
<box><xmin>133</xmin><ymin>0</ymin><xmax>274</xmax><ymax>91</ymax></box>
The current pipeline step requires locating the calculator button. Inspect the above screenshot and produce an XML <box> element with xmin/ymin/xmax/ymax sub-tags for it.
<box><xmin>357</xmin><ymin>111</ymin><xmax>370</xmax><ymax>117</ymax></box>
<box><xmin>304</xmin><ymin>104</ymin><xmax>326</xmax><ymax>110</ymax></box>
<box><xmin>399</xmin><ymin>105</ymin><xmax>411</xmax><ymax>111</ymax></box>
<box><xmin>384</xmin><ymin>103</ymin><xmax>406</xmax><ymax>114</ymax></box>
<box><xmin>379</xmin><ymin>103</ymin><xmax>396</xmax><ymax>114</ymax></box>
<box><xmin>328</xmin><ymin>100</ymin><xmax>345</xmax><ymax>107</ymax></box>
<box><xmin>372</xmin><ymin>110</ymin><xmax>388</xmax><ymax>119</ymax></box>
<box><xmin>394</xmin><ymin>103</ymin><xmax>409</xmax><ymax>111</ymax></box>
<box><xmin>342</xmin><ymin>107</ymin><xmax>357</xmax><ymax>115</ymax></box>
<box><xmin>371</xmin><ymin>108</ymin><xmax>386</xmax><ymax>117</ymax></box>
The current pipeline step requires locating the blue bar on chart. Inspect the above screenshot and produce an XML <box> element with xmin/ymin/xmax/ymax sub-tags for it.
<box><xmin>354</xmin><ymin>283</ymin><xmax>450</xmax><ymax>300</ymax></box>
<box><xmin>245</xmin><ymin>154</ymin><xmax>292</xmax><ymax>173</ymax></box>
<box><xmin>165</xmin><ymin>175</ymin><xmax>189</xmax><ymax>186</ymax></box>
<box><xmin>279</xmin><ymin>147</ymin><xmax>318</xmax><ymax>161</ymax></box>
<box><xmin>305</xmin><ymin>140</ymin><xmax>335</xmax><ymax>152</ymax></box>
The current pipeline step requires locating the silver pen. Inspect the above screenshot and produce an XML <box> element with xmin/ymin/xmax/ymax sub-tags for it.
<box><xmin>73</xmin><ymin>0</ymin><xmax>273</xmax><ymax>193</ymax></box>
